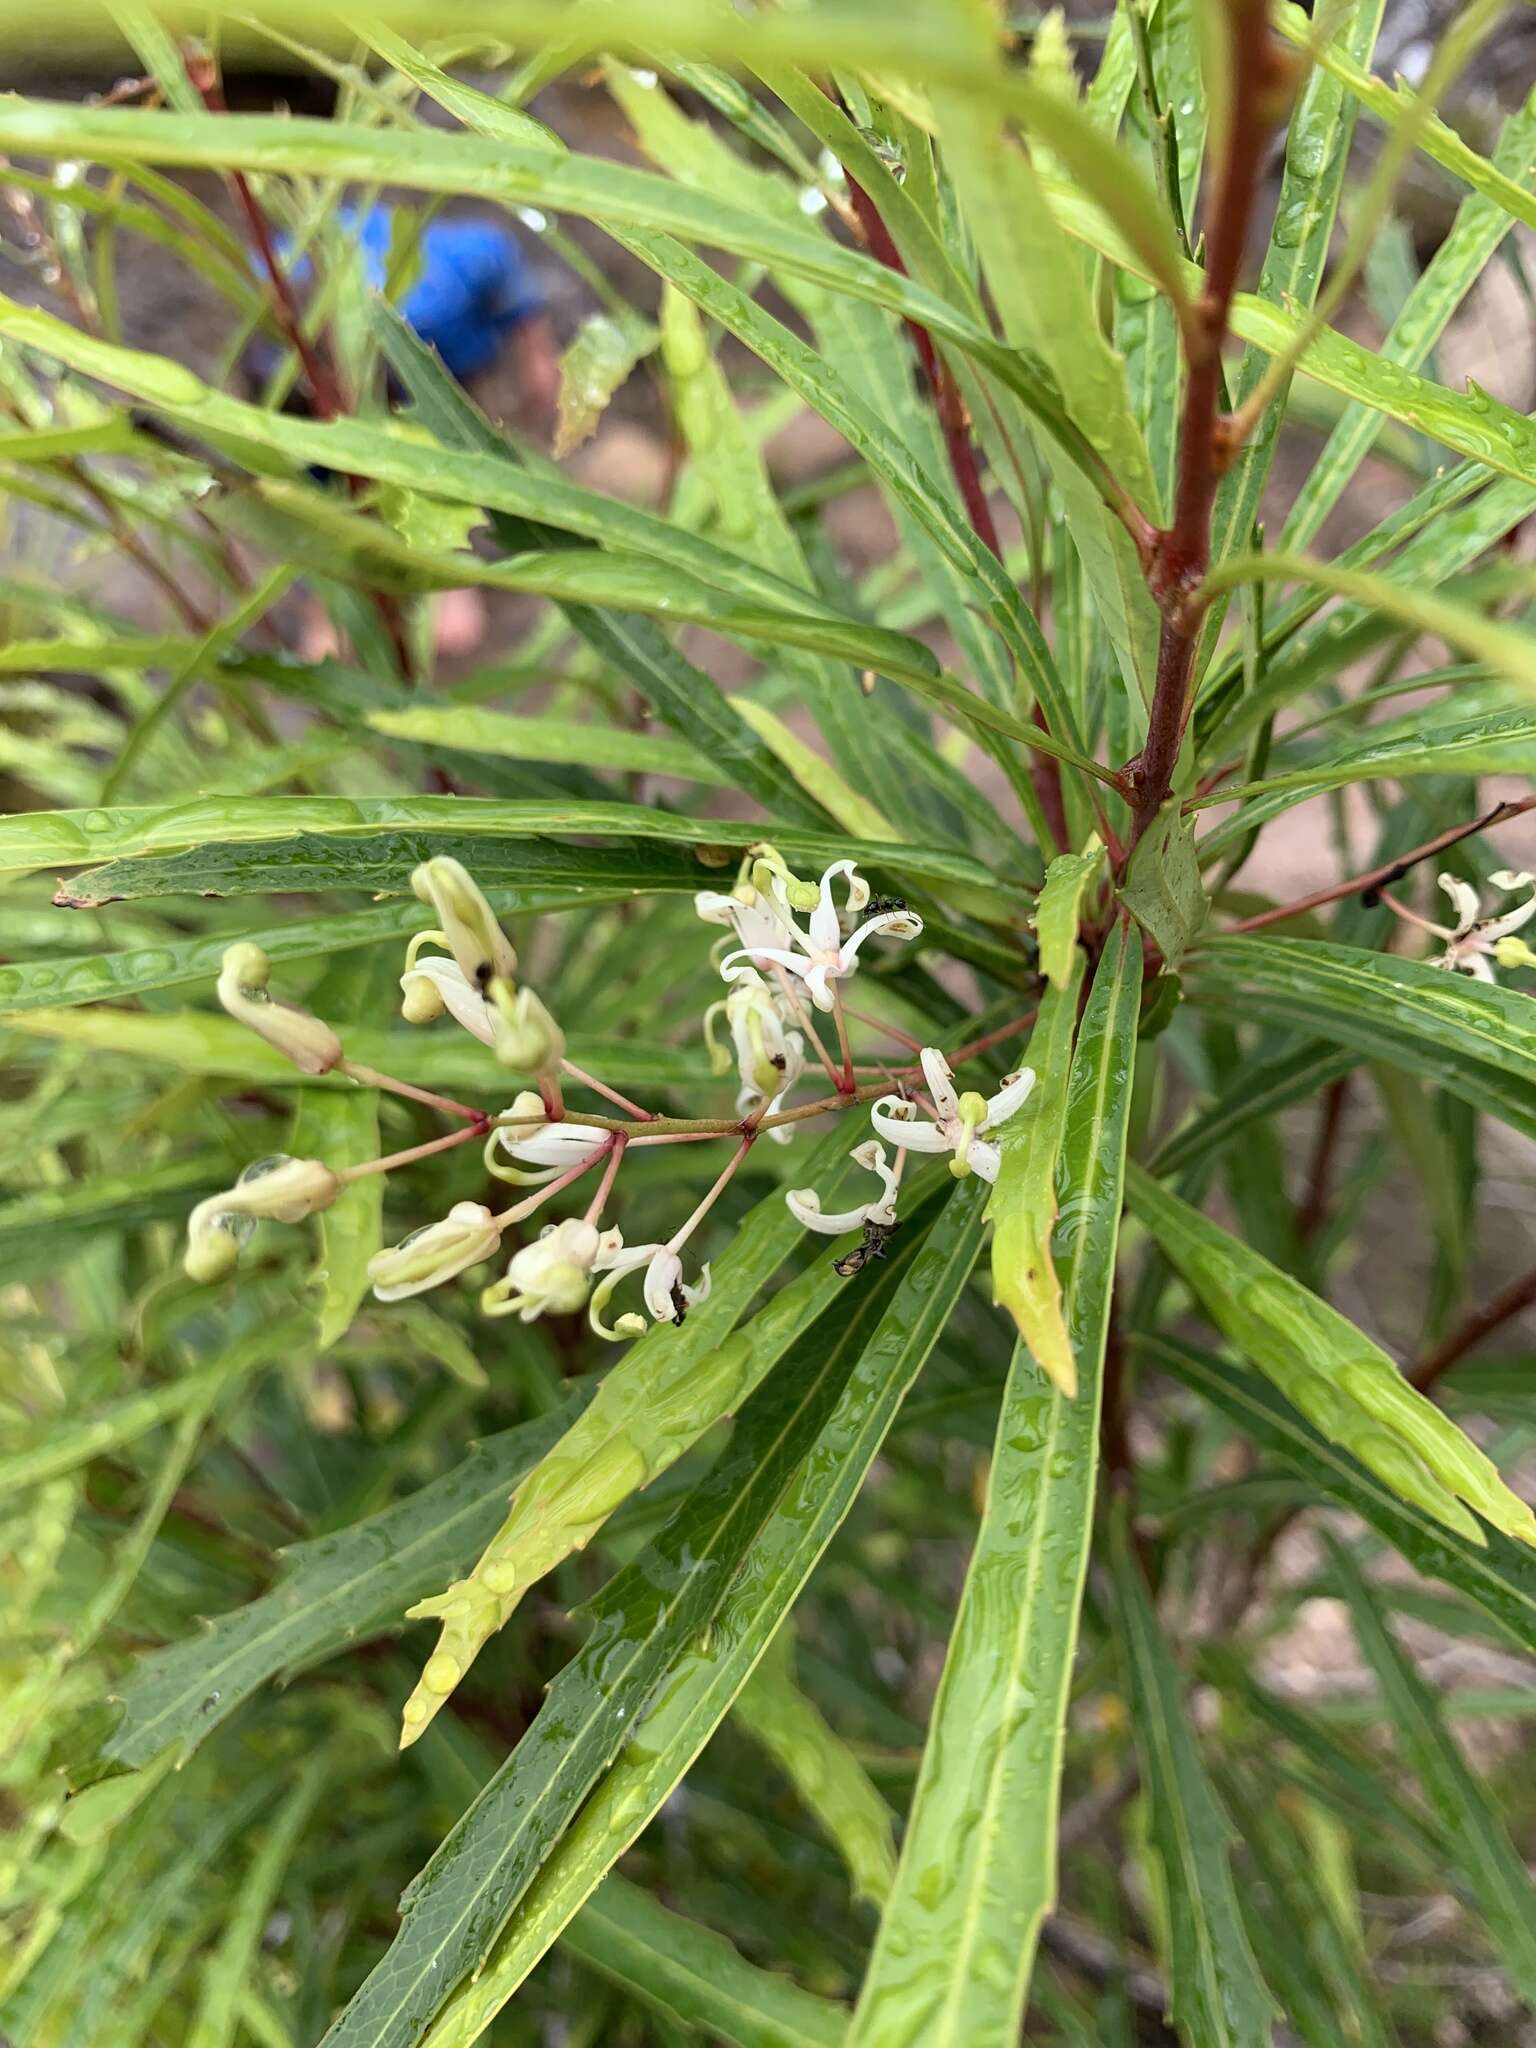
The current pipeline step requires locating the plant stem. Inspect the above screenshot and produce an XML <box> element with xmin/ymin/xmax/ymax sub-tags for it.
<box><xmin>1221</xmin><ymin>797</ymin><xmax>1536</xmax><ymax>934</ymax></box>
<box><xmin>1296</xmin><ymin>1074</ymin><xmax>1349</xmax><ymax>1245</ymax></box>
<box><xmin>664</xmin><ymin>1134</ymin><xmax>754</xmax><ymax>1253</ymax></box>
<box><xmin>1127</xmin><ymin>0</ymin><xmax>1285</xmax><ymax>852</ymax></box>
<box><xmin>1412</xmin><ymin>1260</ymin><xmax>1536</xmax><ymax>1393</ymax></box>
<box><xmin>339</xmin><ymin>1061</ymin><xmax>488</xmax><ymax>1126</ymax></box>
<box><xmin>831</xmin><ymin>987</ymin><xmax>856</xmax><ymax>1095</ymax></box>
<box><xmin>560</xmin><ymin>1058</ymin><xmax>655</xmax><ymax>1120</ymax></box>
<box><xmin>336</xmin><ymin>1123</ymin><xmax>486</xmax><ymax>1182</ymax></box>
<box><xmin>582</xmin><ymin>1136</ymin><xmax>627</xmax><ymax>1225</ymax></box>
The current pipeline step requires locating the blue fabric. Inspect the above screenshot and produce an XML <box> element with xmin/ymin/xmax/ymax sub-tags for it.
<box><xmin>279</xmin><ymin>204</ymin><xmax>543</xmax><ymax>383</ymax></box>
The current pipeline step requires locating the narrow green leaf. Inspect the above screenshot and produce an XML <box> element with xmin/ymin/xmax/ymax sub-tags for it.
<box><xmin>734</xmin><ymin>1625</ymin><xmax>898</xmax><ymax>1906</ymax></box>
<box><xmin>1109</xmin><ymin>1505</ymin><xmax>1279</xmax><ymax>2048</ymax></box>
<box><xmin>1325</xmin><ymin>1535</ymin><xmax>1536</xmax><ymax>2007</ymax></box>
<box><xmin>1151</xmin><ymin>1338</ymin><xmax>1536</xmax><ymax>1662</ymax></box>
<box><xmin>364</xmin><ymin>706</ymin><xmax>714</xmax><ymax>781</ymax></box>
<box><xmin>1</xmin><ymin>795</ymin><xmax>999</xmax><ymax>894</ymax></box>
<box><xmin>561</xmin><ymin>1876</ymin><xmax>845</xmax><ymax>2048</ymax></box>
<box><xmin>1126</xmin><ymin>1163</ymin><xmax>1536</xmax><ymax>1545</ymax></box>
<box><xmin>361</xmin><ymin>1185</ymin><xmax>987</xmax><ymax>2048</ymax></box>
<box><xmin>291</xmin><ymin>1083</ymin><xmax>381</xmax><ymax>1352</ymax></box>
<box><xmin>105</xmin><ymin>1393</ymin><xmax>587</xmax><ymax>1767</ymax></box>
<box><xmin>851</xmin><ymin>924</ymin><xmax>1142</xmax><ymax>2046</ymax></box>
<box><xmin>1186</xmin><ymin>936</ymin><xmax>1536</xmax><ymax>1140</ymax></box>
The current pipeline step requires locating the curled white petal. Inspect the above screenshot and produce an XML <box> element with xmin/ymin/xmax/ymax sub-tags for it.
<box><xmin>982</xmin><ymin>1067</ymin><xmax>1036</xmax><ymax>1130</ymax></box>
<box><xmin>870</xmin><ymin>1095</ymin><xmax>949</xmax><ymax>1153</ymax></box>
<box><xmin>918</xmin><ymin>1047</ymin><xmax>959</xmax><ymax>1123</ymax></box>
<box><xmin>494</xmin><ymin>1090</ymin><xmax>608</xmax><ymax>1167</ymax></box>
<box><xmin>1438</xmin><ymin>873</ymin><xmax>1482</xmax><ymax>934</ymax></box>
<box><xmin>401</xmin><ymin>956</ymin><xmax>497</xmax><ymax>1046</ymax></box>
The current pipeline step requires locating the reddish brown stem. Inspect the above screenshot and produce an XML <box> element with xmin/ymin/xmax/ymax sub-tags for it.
<box><xmin>1412</xmin><ymin>1261</ymin><xmax>1536</xmax><ymax>1394</ymax></box>
<box><xmin>842</xmin><ymin>164</ymin><xmax>1070</xmax><ymax>853</ymax></box>
<box><xmin>1127</xmin><ymin>3</ymin><xmax>1287</xmax><ymax>851</ymax></box>
<box><xmin>187</xmin><ymin>52</ymin><xmax>412</xmax><ymax>678</ymax></box>
<box><xmin>1223</xmin><ymin>797</ymin><xmax>1536</xmax><ymax>935</ymax></box>
<box><xmin>1296</xmin><ymin>1074</ymin><xmax>1350</xmax><ymax>1244</ymax></box>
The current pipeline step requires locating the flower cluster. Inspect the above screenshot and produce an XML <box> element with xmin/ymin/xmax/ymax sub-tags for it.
<box><xmin>185</xmin><ymin>846</ymin><xmax>1032</xmax><ymax>1345</ymax></box>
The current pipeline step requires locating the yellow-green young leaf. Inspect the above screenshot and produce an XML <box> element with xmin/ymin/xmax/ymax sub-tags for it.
<box><xmin>1126</xmin><ymin>1164</ymin><xmax>1536</xmax><ymax>1547</ymax></box>
<box><xmin>734</xmin><ymin>1625</ymin><xmax>897</xmax><ymax>1906</ymax></box>
<box><xmin>553</xmin><ymin>309</ymin><xmax>660</xmax><ymax>458</ymax></box>
<box><xmin>1033</xmin><ymin>836</ymin><xmax>1104</xmax><ymax>989</ymax></box>
<box><xmin>987</xmin><ymin>957</ymin><xmax>1084</xmax><ymax>1397</ymax></box>
<box><xmin>1120</xmin><ymin>805</ymin><xmax>1207</xmax><ymax>966</ymax></box>
<box><xmin>364</xmin><ymin>705</ymin><xmax>714</xmax><ymax>781</ymax></box>
<box><xmin>730</xmin><ymin>698</ymin><xmax>897</xmax><ymax>844</ymax></box>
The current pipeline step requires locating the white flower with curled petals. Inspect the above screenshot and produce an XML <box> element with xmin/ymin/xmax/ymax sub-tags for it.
<box><xmin>695</xmin><ymin>883</ymin><xmax>796</xmax><ymax>961</ymax></box>
<box><xmin>1429</xmin><ymin>870</ymin><xmax>1536</xmax><ymax>981</ymax></box>
<box><xmin>492</xmin><ymin>1092</ymin><xmax>608</xmax><ymax>1170</ymax></box>
<box><xmin>643</xmin><ymin>1245</ymin><xmax>713</xmax><ymax>1324</ymax></box>
<box><xmin>786</xmin><ymin>1139</ymin><xmax>900</xmax><ymax>1236</ymax></box>
<box><xmin>721</xmin><ymin>859</ymin><xmax>922</xmax><ymax>1012</ymax></box>
<box><xmin>705</xmin><ymin>969</ymin><xmax>805</xmax><ymax>1139</ymax></box>
<box><xmin>871</xmin><ymin>1048</ymin><xmax>1034</xmax><ymax>1183</ymax></box>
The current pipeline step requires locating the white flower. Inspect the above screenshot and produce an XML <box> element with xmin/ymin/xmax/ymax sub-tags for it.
<box><xmin>871</xmin><ymin>1048</ymin><xmax>1035</xmax><ymax>1183</ymax></box>
<box><xmin>482</xmin><ymin>1219</ymin><xmax>626</xmax><ymax>1321</ymax></box>
<box><xmin>786</xmin><ymin>1138</ymin><xmax>900</xmax><ymax>1235</ymax></box>
<box><xmin>400</xmin><ymin>952</ymin><xmax>497</xmax><ymax>1042</ymax></box>
<box><xmin>185</xmin><ymin>1155</ymin><xmax>338</xmax><ymax>1283</ymax></box>
<box><xmin>368</xmin><ymin>1201</ymin><xmax>501</xmax><ymax>1302</ymax></box>
<box><xmin>218</xmin><ymin>943</ymin><xmax>344</xmax><ymax>1075</ymax></box>
<box><xmin>584</xmin><ymin>1237</ymin><xmax>711</xmax><ymax>1339</ymax></box>
<box><xmin>642</xmin><ymin>1245</ymin><xmax>713</xmax><ymax>1324</ymax></box>
<box><xmin>410</xmin><ymin>856</ymin><xmax>516</xmax><ymax>988</ymax></box>
<box><xmin>492</xmin><ymin>1091</ymin><xmax>609</xmax><ymax>1170</ymax></box>
<box><xmin>705</xmin><ymin>969</ymin><xmax>805</xmax><ymax>1137</ymax></box>
<box><xmin>721</xmin><ymin>859</ymin><xmax>922</xmax><ymax>1012</ymax></box>
<box><xmin>694</xmin><ymin>883</ymin><xmax>796</xmax><ymax>960</ymax></box>
<box><xmin>1429</xmin><ymin>870</ymin><xmax>1536</xmax><ymax>981</ymax></box>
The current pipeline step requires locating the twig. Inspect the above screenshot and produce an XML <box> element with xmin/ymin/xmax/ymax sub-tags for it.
<box><xmin>1125</xmin><ymin>1</ymin><xmax>1289</xmax><ymax>851</ymax></box>
<box><xmin>1412</xmin><ymin>1260</ymin><xmax>1536</xmax><ymax>1393</ymax></box>
<box><xmin>1223</xmin><ymin>798</ymin><xmax>1536</xmax><ymax>935</ymax></box>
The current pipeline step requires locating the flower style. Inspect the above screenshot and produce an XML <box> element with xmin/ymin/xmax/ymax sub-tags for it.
<box><xmin>218</xmin><ymin>943</ymin><xmax>344</xmax><ymax>1075</ymax></box>
<box><xmin>482</xmin><ymin>1218</ymin><xmax>628</xmax><ymax>1322</ymax></box>
<box><xmin>184</xmin><ymin>1155</ymin><xmax>338</xmax><ymax>1283</ymax></box>
<box><xmin>1428</xmin><ymin>870</ymin><xmax>1536</xmax><ymax>981</ymax></box>
<box><xmin>720</xmin><ymin>859</ymin><xmax>922</xmax><ymax>1012</ymax></box>
<box><xmin>368</xmin><ymin>1201</ymin><xmax>502</xmax><ymax>1302</ymax></box>
<box><xmin>786</xmin><ymin>1138</ymin><xmax>900</xmax><ymax>1235</ymax></box>
<box><xmin>871</xmin><ymin>1049</ymin><xmax>1035</xmax><ymax>1183</ymax></box>
<box><xmin>704</xmin><ymin>969</ymin><xmax>805</xmax><ymax>1135</ymax></box>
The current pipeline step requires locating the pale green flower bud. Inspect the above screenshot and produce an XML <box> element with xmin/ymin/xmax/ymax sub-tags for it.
<box><xmin>368</xmin><ymin>1201</ymin><xmax>501</xmax><ymax>1303</ymax></box>
<box><xmin>489</xmin><ymin>982</ymin><xmax>566</xmax><ymax>1075</ymax></box>
<box><xmin>217</xmin><ymin>944</ymin><xmax>344</xmax><ymax>1075</ymax></box>
<box><xmin>1495</xmin><ymin>936</ymin><xmax>1536</xmax><ymax>971</ymax></box>
<box><xmin>410</xmin><ymin>858</ymin><xmax>516</xmax><ymax>989</ymax></box>
<box><xmin>184</xmin><ymin>1155</ymin><xmax>338</xmax><ymax>1284</ymax></box>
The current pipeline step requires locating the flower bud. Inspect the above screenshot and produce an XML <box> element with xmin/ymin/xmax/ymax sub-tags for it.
<box><xmin>400</xmin><ymin>971</ymin><xmax>447</xmax><ymax>1024</ymax></box>
<box><xmin>368</xmin><ymin>1201</ymin><xmax>501</xmax><ymax>1302</ymax></box>
<box><xmin>1495</xmin><ymin>936</ymin><xmax>1536</xmax><ymax>971</ymax></box>
<box><xmin>217</xmin><ymin>944</ymin><xmax>344</xmax><ymax>1075</ymax></box>
<box><xmin>482</xmin><ymin>1219</ymin><xmax>605</xmax><ymax>1322</ymax></box>
<box><xmin>184</xmin><ymin>1155</ymin><xmax>338</xmax><ymax>1283</ymax></box>
<box><xmin>410</xmin><ymin>858</ymin><xmax>516</xmax><ymax>989</ymax></box>
<box><xmin>489</xmin><ymin>982</ymin><xmax>566</xmax><ymax>1075</ymax></box>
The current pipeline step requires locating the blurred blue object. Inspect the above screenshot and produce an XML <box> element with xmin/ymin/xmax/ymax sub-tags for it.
<box><xmin>269</xmin><ymin>203</ymin><xmax>544</xmax><ymax>386</ymax></box>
